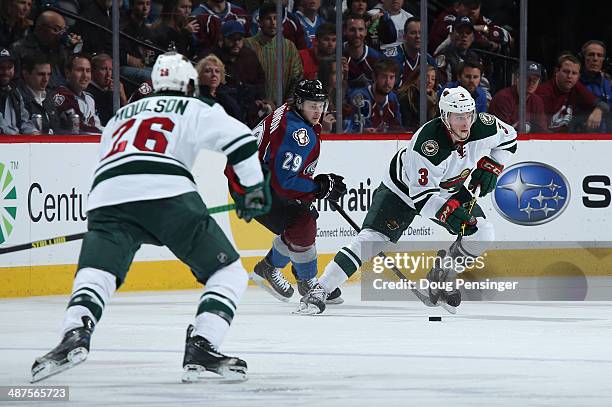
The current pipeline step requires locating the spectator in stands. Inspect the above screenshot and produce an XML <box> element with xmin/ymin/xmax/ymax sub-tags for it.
<box><xmin>384</xmin><ymin>17</ymin><xmax>437</xmax><ymax>88</ymax></box>
<box><xmin>16</xmin><ymin>55</ymin><xmax>61</xmax><ymax>134</ymax></box>
<box><xmin>294</xmin><ymin>0</ymin><xmax>326</xmax><ymax>49</ymax></box>
<box><xmin>151</xmin><ymin>0</ymin><xmax>199</xmax><ymax>58</ymax></box>
<box><xmin>346</xmin><ymin>0</ymin><xmax>369</xmax><ymax>16</ymax></box>
<box><xmin>434</xmin><ymin>16</ymin><xmax>480</xmax><ymax>85</ymax></box>
<box><xmin>245</xmin><ymin>2</ymin><xmax>303</xmax><ymax>104</ymax></box>
<box><xmin>536</xmin><ymin>53</ymin><xmax>609</xmax><ymax>133</ymax></box>
<box><xmin>120</xmin><ymin>0</ymin><xmax>156</xmax><ymax>84</ymax></box>
<box><xmin>250</xmin><ymin>0</ymin><xmax>308</xmax><ymax>50</ymax></box>
<box><xmin>51</xmin><ymin>53</ymin><xmax>103</xmax><ymax>134</ymax></box>
<box><xmin>11</xmin><ymin>11</ymin><xmax>82</xmax><ymax>90</ymax></box>
<box><xmin>196</xmin><ymin>54</ymin><xmax>242</xmax><ymax>120</ymax></box>
<box><xmin>318</xmin><ymin>57</ymin><xmax>350</xmax><ymax>132</ymax></box>
<box><xmin>0</xmin><ymin>48</ymin><xmax>37</xmax><ymax>134</ymax></box>
<box><xmin>73</xmin><ymin>0</ymin><xmax>125</xmax><ymax>65</ymax></box>
<box><xmin>300</xmin><ymin>22</ymin><xmax>336</xmax><ymax>80</ymax></box>
<box><xmin>439</xmin><ymin>59</ymin><xmax>488</xmax><ymax>112</ymax></box>
<box><xmin>429</xmin><ymin>0</ymin><xmax>511</xmax><ymax>54</ymax></box>
<box><xmin>428</xmin><ymin>0</ymin><xmax>469</xmax><ymax>52</ymax></box>
<box><xmin>489</xmin><ymin>61</ymin><xmax>547</xmax><ymax>133</ymax></box>
<box><xmin>371</xmin><ymin>0</ymin><xmax>413</xmax><ymax>51</ymax></box>
<box><xmin>344</xmin><ymin>13</ymin><xmax>381</xmax><ymax>89</ymax></box>
<box><xmin>580</xmin><ymin>40</ymin><xmax>611</xmax><ymax>132</ymax></box>
<box><xmin>193</xmin><ymin>0</ymin><xmax>251</xmax><ymax>53</ymax></box>
<box><xmin>346</xmin><ymin>57</ymin><xmax>402</xmax><ymax>132</ymax></box>
<box><xmin>201</xmin><ymin>20</ymin><xmax>267</xmax><ymax>127</ymax></box>
<box><xmin>461</xmin><ymin>0</ymin><xmax>512</xmax><ymax>54</ymax></box>
<box><xmin>398</xmin><ymin>64</ymin><xmax>438</xmax><ymax>131</ymax></box>
<box><xmin>87</xmin><ymin>53</ymin><xmax>127</xmax><ymax>125</ymax></box>
<box><xmin>0</xmin><ymin>0</ymin><xmax>33</xmax><ymax>48</ymax></box>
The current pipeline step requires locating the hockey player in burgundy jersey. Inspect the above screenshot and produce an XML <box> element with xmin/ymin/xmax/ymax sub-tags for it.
<box><xmin>244</xmin><ymin>79</ymin><xmax>346</xmax><ymax>302</ymax></box>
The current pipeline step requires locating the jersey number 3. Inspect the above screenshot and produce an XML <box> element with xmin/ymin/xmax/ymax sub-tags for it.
<box><xmin>104</xmin><ymin>117</ymin><xmax>175</xmax><ymax>159</ymax></box>
<box><xmin>418</xmin><ymin>168</ymin><xmax>429</xmax><ymax>186</ymax></box>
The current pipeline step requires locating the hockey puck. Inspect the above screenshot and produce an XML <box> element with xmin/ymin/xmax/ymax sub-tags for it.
<box><xmin>428</xmin><ymin>316</ymin><xmax>442</xmax><ymax>321</ymax></box>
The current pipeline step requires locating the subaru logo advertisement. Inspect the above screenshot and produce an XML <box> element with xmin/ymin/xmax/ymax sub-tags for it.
<box><xmin>493</xmin><ymin>162</ymin><xmax>570</xmax><ymax>226</ymax></box>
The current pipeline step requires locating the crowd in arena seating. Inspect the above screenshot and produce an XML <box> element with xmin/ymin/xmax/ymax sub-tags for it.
<box><xmin>0</xmin><ymin>0</ymin><xmax>610</xmax><ymax>135</ymax></box>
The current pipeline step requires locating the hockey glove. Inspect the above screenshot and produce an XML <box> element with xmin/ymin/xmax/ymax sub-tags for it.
<box><xmin>230</xmin><ymin>171</ymin><xmax>272</xmax><ymax>222</ymax></box>
<box><xmin>436</xmin><ymin>198</ymin><xmax>477</xmax><ymax>236</ymax></box>
<box><xmin>314</xmin><ymin>173</ymin><xmax>347</xmax><ymax>202</ymax></box>
<box><xmin>468</xmin><ymin>156</ymin><xmax>504</xmax><ymax>197</ymax></box>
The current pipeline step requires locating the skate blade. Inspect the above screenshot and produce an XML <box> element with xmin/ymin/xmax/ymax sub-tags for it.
<box><xmin>182</xmin><ymin>364</ymin><xmax>248</xmax><ymax>383</ymax></box>
<box><xmin>412</xmin><ymin>287</ymin><xmax>438</xmax><ymax>307</ymax></box>
<box><xmin>325</xmin><ymin>296</ymin><xmax>344</xmax><ymax>305</ymax></box>
<box><xmin>293</xmin><ymin>302</ymin><xmax>323</xmax><ymax>315</ymax></box>
<box><xmin>440</xmin><ymin>302</ymin><xmax>457</xmax><ymax>314</ymax></box>
<box><xmin>31</xmin><ymin>348</ymin><xmax>88</xmax><ymax>383</ymax></box>
<box><xmin>249</xmin><ymin>273</ymin><xmax>292</xmax><ymax>302</ymax></box>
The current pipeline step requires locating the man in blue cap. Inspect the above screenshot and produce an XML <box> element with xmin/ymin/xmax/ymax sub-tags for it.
<box><xmin>201</xmin><ymin>20</ymin><xmax>268</xmax><ymax>127</ymax></box>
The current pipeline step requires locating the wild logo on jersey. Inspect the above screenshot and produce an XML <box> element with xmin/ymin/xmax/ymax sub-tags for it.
<box><xmin>439</xmin><ymin>168</ymin><xmax>472</xmax><ymax>193</ymax></box>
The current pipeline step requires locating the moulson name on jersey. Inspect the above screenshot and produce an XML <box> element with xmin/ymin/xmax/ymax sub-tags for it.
<box><xmin>28</xmin><ymin>183</ymin><xmax>87</xmax><ymax>222</ymax></box>
<box><xmin>115</xmin><ymin>98</ymin><xmax>190</xmax><ymax>121</ymax></box>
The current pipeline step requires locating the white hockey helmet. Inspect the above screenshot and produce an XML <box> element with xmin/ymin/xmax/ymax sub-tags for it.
<box><xmin>438</xmin><ymin>86</ymin><xmax>476</xmax><ymax>131</ymax></box>
<box><xmin>151</xmin><ymin>52</ymin><xmax>198</xmax><ymax>96</ymax></box>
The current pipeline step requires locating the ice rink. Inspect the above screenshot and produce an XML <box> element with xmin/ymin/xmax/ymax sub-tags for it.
<box><xmin>1</xmin><ymin>285</ymin><xmax>611</xmax><ymax>407</ymax></box>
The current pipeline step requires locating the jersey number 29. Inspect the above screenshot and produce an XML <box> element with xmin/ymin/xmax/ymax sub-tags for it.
<box><xmin>282</xmin><ymin>152</ymin><xmax>303</xmax><ymax>172</ymax></box>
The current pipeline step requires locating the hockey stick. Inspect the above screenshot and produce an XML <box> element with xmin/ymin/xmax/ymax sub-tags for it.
<box><xmin>0</xmin><ymin>203</ymin><xmax>237</xmax><ymax>255</ymax></box>
<box><xmin>327</xmin><ymin>200</ymin><xmax>437</xmax><ymax>307</ymax></box>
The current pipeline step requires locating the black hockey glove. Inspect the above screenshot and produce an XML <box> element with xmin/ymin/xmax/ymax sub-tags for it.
<box><xmin>230</xmin><ymin>171</ymin><xmax>272</xmax><ymax>222</ymax></box>
<box><xmin>468</xmin><ymin>156</ymin><xmax>504</xmax><ymax>197</ymax></box>
<box><xmin>436</xmin><ymin>198</ymin><xmax>477</xmax><ymax>236</ymax></box>
<box><xmin>314</xmin><ymin>173</ymin><xmax>347</xmax><ymax>202</ymax></box>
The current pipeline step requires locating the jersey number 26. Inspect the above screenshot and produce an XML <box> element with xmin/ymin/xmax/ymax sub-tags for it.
<box><xmin>103</xmin><ymin>117</ymin><xmax>175</xmax><ymax>159</ymax></box>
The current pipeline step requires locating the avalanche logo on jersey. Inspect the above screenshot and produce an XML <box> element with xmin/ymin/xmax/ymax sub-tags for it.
<box><xmin>492</xmin><ymin>161</ymin><xmax>570</xmax><ymax>226</ymax></box>
<box><xmin>303</xmin><ymin>159</ymin><xmax>318</xmax><ymax>176</ymax></box>
<box><xmin>292</xmin><ymin>128</ymin><xmax>310</xmax><ymax>146</ymax></box>
<box><xmin>52</xmin><ymin>94</ymin><xmax>65</xmax><ymax>107</ymax></box>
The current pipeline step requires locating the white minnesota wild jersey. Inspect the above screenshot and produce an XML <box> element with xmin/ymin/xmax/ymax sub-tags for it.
<box><xmin>87</xmin><ymin>95</ymin><xmax>257</xmax><ymax>211</ymax></box>
<box><xmin>383</xmin><ymin>113</ymin><xmax>517</xmax><ymax>218</ymax></box>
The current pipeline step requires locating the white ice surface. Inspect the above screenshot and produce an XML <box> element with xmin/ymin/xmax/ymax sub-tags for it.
<box><xmin>1</xmin><ymin>285</ymin><xmax>612</xmax><ymax>407</ymax></box>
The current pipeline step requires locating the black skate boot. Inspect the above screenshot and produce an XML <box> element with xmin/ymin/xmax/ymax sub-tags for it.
<box><xmin>251</xmin><ymin>258</ymin><xmax>294</xmax><ymax>301</ymax></box>
<box><xmin>182</xmin><ymin>325</ymin><xmax>247</xmax><ymax>382</ymax></box>
<box><xmin>295</xmin><ymin>283</ymin><xmax>328</xmax><ymax>315</ymax></box>
<box><xmin>294</xmin><ymin>268</ymin><xmax>344</xmax><ymax>305</ymax></box>
<box><xmin>426</xmin><ymin>250</ymin><xmax>462</xmax><ymax>307</ymax></box>
<box><xmin>31</xmin><ymin>316</ymin><xmax>94</xmax><ymax>383</ymax></box>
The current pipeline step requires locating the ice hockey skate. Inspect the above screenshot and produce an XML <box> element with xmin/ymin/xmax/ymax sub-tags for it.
<box><xmin>31</xmin><ymin>316</ymin><xmax>94</xmax><ymax>383</ymax></box>
<box><xmin>251</xmin><ymin>258</ymin><xmax>294</xmax><ymax>301</ymax></box>
<box><xmin>182</xmin><ymin>325</ymin><xmax>247</xmax><ymax>382</ymax></box>
<box><xmin>296</xmin><ymin>274</ymin><xmax>344</xmax><ymax>304</ymax></box>
<box><xmin>295</xmin><ymin>282</ymin><xmax>328</xmax><ymax>314</ymax></box>
<box><xmin>426</xmin><ymin>250</ymin><xmax>459</xmax><ymax>314</ymax></box>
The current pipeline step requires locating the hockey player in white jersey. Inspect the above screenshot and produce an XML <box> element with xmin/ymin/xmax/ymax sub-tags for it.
<box><xmin>31</xmin><ymin>52</ymin><xmax>271</xmax><ymax>382</ymax></box>
<box><xmin>298</xmin><ymin>86</ymin><xmax>517</xmax><ymax>314</ymax></box>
